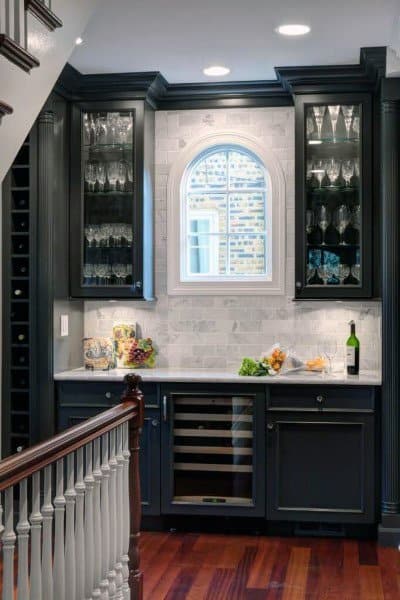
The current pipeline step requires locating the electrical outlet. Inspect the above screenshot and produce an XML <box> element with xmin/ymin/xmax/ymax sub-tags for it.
<box><xmin>61</xmin><ymin>314</ymin><xmax>69</xmax><ymax>337</ymax></box>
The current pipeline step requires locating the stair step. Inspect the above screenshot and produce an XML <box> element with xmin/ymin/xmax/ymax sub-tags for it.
<box><xmin>0</xmin><ymin>35</ymin><xmax>39</xmax><ymax>72</ymax></box>
<box><xmin>25</xmin><ymin>0</ymin><xmax>63</xmax><ymax>31</ymax></box>
<box><xmin>0</xmin><ymin>101</ymin><xmax>13</xmax><ymax>123</ymax></box>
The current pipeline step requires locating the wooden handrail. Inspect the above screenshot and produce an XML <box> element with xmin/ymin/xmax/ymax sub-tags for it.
<box><xmin>0</xmin><ymin>373</ymin><xmax>144</xmax><ymax>492</ymax></box>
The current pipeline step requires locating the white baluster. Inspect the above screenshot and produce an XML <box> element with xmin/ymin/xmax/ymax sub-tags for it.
<box><xmin>4</xmin><ymin>0</ymin><xmax>13</xmax><ymax>39</ymax></box>
<box><xmin>65</xmin><ymin>453</ymin><xmax>77</xmax><ymax>598</ymax></box>
<box><xmin>30</xmin><ymin>471</ymin><xmax>43</xmax><ymax>600</ymax></box>
<box><xmin>121</xmin><ymin>422</ymin><xmax>131</xmax><ymax>600</ymax></box>
<box><xmin>17</xmin><ymin>480</ymin><xmax>30</xmax><ymax>600</ymax></box>
<box><xmin>0</xmin><ymin>1</ymin><xmax>7</xmax><ymax>36</ymax></box>
<box><xmin>75</xmin><ymin>448</ymin><xmax>86</xmax><ymax>600</ymax></box>
<box><xmin>115</xmin><ymin>426</ymin><xmax>124</xmax><ymax>599</ymax></box>
<box><xmin>53</xmin><ymin>459</ymin><xmax>66</xmax><ymax>600</ymax></box>
<box><xmin>13</xmin><ymin>0</ymin><xmax>25</xmax><ymax>47</ymax></box>
<box><xmin>84</xmin><ymin>442</ymin><xmax>95</xmax><ymax>600</ymax></box>
<box><xmin>42</xmin><ymin>466</ymin><xmax>54</xmax><ymax>600</ymax></box>
<box><xmin>92</xmin><ymin>438</ymin><xmax>103</xmax><ymax>599</ymax></box>
<box><xmin>108</xmin><ymin>430</ymin><xmax>117</xmax><ymax>599</ymax></box>
<box><xmin>100</xmin><ymin>433</ymin><xmax>110</xmax><ymax>600</ymax></box>
<box><xmin>2</xmin><ymin>487</ymin><xmax>16</xmax><ymax>600</ymax></box>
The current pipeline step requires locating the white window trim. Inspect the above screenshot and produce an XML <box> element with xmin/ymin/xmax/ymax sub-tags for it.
<box><xmin>184</xmin><ymin>210</ymin><xmax>219</xmax><ymax>278</ymax></box>
<box><xmin>167</xmin><ymin>131</ymin><xmax>286</xmax><ymax>295</ymax></box>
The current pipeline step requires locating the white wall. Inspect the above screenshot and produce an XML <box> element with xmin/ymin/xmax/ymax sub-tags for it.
<box><xmin>0</xmin><ymin>0</ymin><xmax>98</xmax><ymax>182</ymax></box>
<box><xmin>85</xmin><ymin>107</ymin><xmax>382</xmax><ymax>372</ymax></box>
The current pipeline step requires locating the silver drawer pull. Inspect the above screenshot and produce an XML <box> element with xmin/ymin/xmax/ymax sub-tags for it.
<box><xmin>267</xmin><ymin>423</ymin><xmax>274</xmax><ymax>431</ymax></box>
<box><xmin>105</xmin><ymin>392</ymin><xmax>112</xmax><ymax>399</ymax></box>
<box><xmin>152</xmin><ymin>419</ymin><xmax>159</xmax><ymax>427</ymax></box>
<box><xmin>316</xmin><ymin>395</ymin><xmax>324</xmax><ymax>404</ymax></box>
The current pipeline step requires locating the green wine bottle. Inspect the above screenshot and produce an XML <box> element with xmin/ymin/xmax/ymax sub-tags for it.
<box><xmin>346</xmin><ymin>320</ymin><xmax>360</xmax><ymax>375</ymax></box>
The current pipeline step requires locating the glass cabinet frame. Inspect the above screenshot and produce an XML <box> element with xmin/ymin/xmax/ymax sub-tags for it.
<box><xmin>160</xmin><ymin>384</ymin><xmax>266</xmax><ymax>517</ymax></box>
<box><xmin>294</xmin><ymin>93</ymin><xmax>372</xmax><ymax>299</ymax></box>
<box><xmin>70</xmin><ymin>100</ymin><xmax>154</xmax><ymax>299</ymax></box>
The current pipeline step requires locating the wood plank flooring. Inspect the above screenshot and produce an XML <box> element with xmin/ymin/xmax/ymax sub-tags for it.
<box><xmin>140</xmin><ymin>532</ymin><xmax>400</xmax><ymax>600</ymax></box>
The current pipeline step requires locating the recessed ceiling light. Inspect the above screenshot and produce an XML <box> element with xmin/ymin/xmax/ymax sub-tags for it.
<box><xmin>276</xmin><ymin>24</ymin><xmax>311</xmax><ymax>36</ymax></box>
<box><xmin>203</xmin><ymin>65</ymin><xmax>230</xmax><ymax>77</ymax></box>
<box><xmin>75</xmin><ymin>37</ymin><xmax>84</xmax><ymax>45</ymax></box>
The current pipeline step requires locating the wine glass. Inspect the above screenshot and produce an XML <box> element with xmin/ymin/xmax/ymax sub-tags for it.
<box><xmin>318</xmin><ymin>340</ymin><xmax>338</xmax><ymax>373</ymax></box>
<box><xmin>103</xmin><ymin>263</ymin><xmax>112</xmax><ymax>286</ymax></box>
<box><xmin>107</xmin><ymin>113</ymin><xmax>120</xmax><ymax>146</ymax></box>
<box><xmin>334</xmin><ymin>204</ymin><xmax>350</xmax><ymax>245</ymax></box>
<box><xmin>339</xmin><ymin>264</ymin><xmax>350</xmax><ymax>285</ymax></box>
<box><xmin>341</xmin><ymin>105</ymin><xmax>355</xmax><ymax>139</ymax></box>
<box><xmin>85</xmin><ymin>225</ymin><xmax>96</xmax><ymax>247</ymax></box>
<box><xmin>93</xmin><ymin>225</ymin><xmax>103</xmax><ymax>248</ymax></box>
<box><xmin>306</xmin><ymin>116</ymin><xmax>315</xmax><ymax>140</ymax></box>
<box><xmin>100</xmin><ymin>223</ymin><xmax>112</xmax><ymax>247</ymax></box>
<box><xmin>341</xmin><ymin>160</ymin><xmax>354</xmax><ymax>187</ymax></box>
<box><xmin>352</xmin><ymin>263</ymin><xmax>361</xmax><ymax>285</ymax></box>
<box><xmin>85</xmin><ymin>161</ymin><xmax>97</xmax><ymax>192</ymax></box>
<box><xmin>351</xmin><ymin>205</ymin><xmax>361</xmax><ymax>231</ymax></box>
<box><xmin>328</xmin><ymin>105</ymin><xmax>340</xmax><ymax>141</ymax></box>
<box><xmin>306</xmin><ymin>209</ymin><xmax>315</xmax><ymax>239</ymax></box>
<box><xmin>318</xmin><ymin>264</ymin><xmax>329</xmax><ymax>285</ymax></box>
<box><xmin>354</xmin><ymin>158</ymin><xmax>360</xmax><ymax>182</ymax></box>
<box><xmin>325</xmin><ymin>158</ymin><xmax>341</xmax><ymax>187</ymax></box>
<box><xmin>107</xmin><ymin>161</ymin><xmax>120</xmax><ymax>191</ymax></box>
<box><xmin>83</xmin><ymin>263</ymin><xmax>94</xmax><ymax>284</ymax></box>
<box><xmin>316</xmin><ymin>204</ymin><xmax>330</xmax><ymax>245</ymax></box>
<box><xmin>352</xmin><ymin>116</ymin><xmax>360</xmax><ymax>138</ymax></box>
<box><xmin>118</xmin><ymin>160</ymin><xmax>128</xmax><ymax>192</ymax></box>
<box><xmin>95</xmin><ymin>116</ymin><xmax>107</xmax><ymax>146</ymax></box>
<box><xmin>126</xmin><ymin>162</ymin><xmax>134</xmax><ymax>192</ymax></box>
<box><xmin>97</xmin><ymin>163</ymin><xmax>107</xmax><ymax>192</ymax></box>
<box><xmin>313</xmin><ymin>159</ymin><xmax>327</xmax><ymax>189</ymax></box>
<box><xmin>313</xmin><ymin>106</ymin><xmax>327</xmax><ymax>139</ymax></box>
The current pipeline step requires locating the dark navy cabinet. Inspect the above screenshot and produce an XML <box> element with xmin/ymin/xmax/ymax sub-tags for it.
<box><xmin>56</xmin><ymin>381</ymin><xmax>161</xmax><ymax>516</ymax></box>
<box><xmin>266</xmin><ymin>385</ymin><xmax>376</xmax><ymax>523</ymax></box>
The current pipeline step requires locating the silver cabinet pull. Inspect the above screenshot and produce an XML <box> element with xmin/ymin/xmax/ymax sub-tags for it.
<box><xmin>267</xmin><ymin>423</ymin><xmax>274</xmax><ymax>431</ymax></box>
<box><xmin>105</xmin><ymin>392</ymin><xmax>112</xmax><ymax>399</ymax></box>
<box><xmin>163</xmin><ymin>395</ymin><xmax>168</xmax><ymax>422</ymax></box>
<box><xmin>316</xmin><ymin>395</ymin><xmax>324</xmax><ymax>404</ymax></box>
<box><xmin>152</xmin><ymin>419</ymin><xmax>159</xmax><ymax>427</ymax></box>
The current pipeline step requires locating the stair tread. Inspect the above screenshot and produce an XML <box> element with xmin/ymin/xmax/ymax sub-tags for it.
<box><xmin>0</xmin><ymin>34</ymin><xmax>39</xmax><ymax>72</ymax></box>
<box><xmin>25</xmin><ymin>0</ymin><xmax>63</xmax><ymax>31</ymax></box>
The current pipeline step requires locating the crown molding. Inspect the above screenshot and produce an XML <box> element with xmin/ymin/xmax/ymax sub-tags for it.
<box><xmin>55</xmin><ymin>46</ymin><xmax>387</xmax><ymax>109</ymax></box>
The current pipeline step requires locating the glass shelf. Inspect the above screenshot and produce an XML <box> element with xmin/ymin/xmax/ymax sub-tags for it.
<box><xmin>84</xmin><ymin>143</ymin><xmax>133</xmax><ymax>152</ymax></box>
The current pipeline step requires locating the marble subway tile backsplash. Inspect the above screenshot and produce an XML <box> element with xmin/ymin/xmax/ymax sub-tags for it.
<box><xmin>84</xmin><ymin>106</ymin><xmax>382</xmax><ymax>372</ymax></box>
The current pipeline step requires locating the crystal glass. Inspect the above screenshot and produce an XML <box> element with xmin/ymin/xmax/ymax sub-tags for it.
<box><xmin>93</xmin><ymin>225</ymin><xmax>103</xmax><ymax>248</ymax></box>
<box><xmin>83</xmin><ymin>263</ymin><xmax>94</xmax><ymax>283</ymax></box>
<box><xmin>97</xmin><ymin>163</ymin><xmax>107</xmax><ymax>192</ymax></box>
<box><xmin>313</xmin><ymin>159</ymin><xmax>327</xmax><ymax>188</ymax></box>
<box><xmin>100</xmin><ymin>223</ymin><xmax>112</xmax><ymax>247</ymax></box>
<box><xmin>352</xmin><ymin>116</ymin><xmax>360</xmax><ymax>138</ymax></box>
<box><xmin>316</xmin><ymin>204</ymin><xmax>330</xmax><ymax>245</ymax></box>
<box><xmin>352</xmin><ymin>263</ymin><xmax>361</xmax><ymax>284</ymax></box>
<box><xmin>339</xmin><ymin>264</ymin><xmax>350</xmax><ymax>284</ymax></box>
<box><xmin>325</xmin><ymin>158</ymin><xmax>341</xmax><ymax>187</ymax></box>
<box><xmin>95</xmin><ymin>116</ymin><xmax>107</xmax><ymax>146</ymax></box>
<box><xmin>118</xmin><ymin>115</ymin><xmax>133</xmax><ymax>144</ymax></box>
<box><xmin>85</xmin><ymin>161</ymin><xmax>97</xmax><ymax>192</ymax></box>
<box><xmin>313</xmin><ymin>106</ymin><xmax>327</xmax><ymax>139</ymax></box>
<box><xmin>107</xmin><ymin>113</ymin><xmax>120</xmax><ymax>146</ymax></box>
<box><xmin>341</xmin><ymin>159</ymin><xmax>354</xmax><ymax>187</ymax></box>
<box><xmin>334</xmin><ymin>204</ymin><xmax>350</xmax><ymax>245</ymax></box>
<box><xmin>117</xmin><ymin>160</ymin><xmax>128</xmax><ymax>192</ymax></box>
<box><xmin>85</xmin><ymin>225</ymin><xmax>96</xmax><ymax>247</ymax></box>
<box><xmin>318</xmin><ymin>264</ymin><xmax>329</xmax><ymax>285</ymax></box>
<box><xmin>318</xmin><ymin>340</ymin><xmax>338</xmax><ymax>373</ymax></box>
<box><xmin>352</xmin><ymin>205</ymin><xmax>361</xmax><ymax>231</ymax></box>
<box><xmin>107</xmin><ymin>161</ymin><xmax>120</xmax><ymax>191</ymax></box>
<box><xmin>126</xmin><ymin>162</ymin><xmax>134</xmax><ymax>192</ymax></box>
<box><xmin>341</xmin><ymin>105</ymin><xmax>355</xmax><ymax>139</ymax></box>
<box><xmin>328</xmin><ymin>105</ymin><xmax>340</xmax><ymax>141</ymax></box>
<box><xmin>103</xmin><ymin>263</ymin><xmax>112</xmax><ymax>285</ymax></box>
<box><xmin>306</xmin><ymin>209</ymin><xmax>314</xmax><ymax>236</ymax></box>
<box><xmin>306</xmin><ymin>116</ymin><xmax>315</xmax><ymax>139</ymax></box>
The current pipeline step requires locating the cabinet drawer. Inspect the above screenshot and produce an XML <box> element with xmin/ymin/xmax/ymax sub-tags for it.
<box><xmin>57</xmin><ymin>381</ymin><xmax>159</xmax><ymax>408</ymax></box>
<box><xmin>268</xmin><ymin>385</ymin><xmax>375</xmax><ymax>412</ymax></box>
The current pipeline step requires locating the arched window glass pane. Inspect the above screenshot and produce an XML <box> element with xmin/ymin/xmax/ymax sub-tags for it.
<box><xmin>182</xmin><ymin>145</ymin><xmax>269</xmax><ymax>280</ymax></box>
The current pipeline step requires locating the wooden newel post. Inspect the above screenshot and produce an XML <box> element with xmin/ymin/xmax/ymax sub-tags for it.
<box><xmin>122</xmin><ymin>374</ymin><xmax>144</xmax><ymax>600</ymax></box>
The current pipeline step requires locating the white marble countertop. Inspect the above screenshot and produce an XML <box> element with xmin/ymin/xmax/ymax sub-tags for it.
<box><xmin>54</xmin><ymin>367</ymin><xmax>381</xmax><ymax>386</ymax></box>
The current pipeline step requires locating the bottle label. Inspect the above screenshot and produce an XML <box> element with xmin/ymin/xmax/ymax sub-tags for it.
<box><xmin>346</xmin><ymin>346</ymin><xmax>355</xmax><ymax>367</ymax></box>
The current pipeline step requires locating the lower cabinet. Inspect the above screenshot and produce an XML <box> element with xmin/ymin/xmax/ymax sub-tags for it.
<box><xmin>56</xmin><ymin>381</ymin><xmax>160</xmax><ymax>516</ymax></box>
<box><xmin>266</xmin><ymin>386</ymin><xmax>376</xmax><ymax>524</ymax></box>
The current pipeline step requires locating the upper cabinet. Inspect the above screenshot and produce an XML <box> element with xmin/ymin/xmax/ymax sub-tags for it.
<box><xmin>70</xmin><ymin>100</ymin><xmax>154</xmax><ymax>299</ymax></box>
<box><xmin>295</xmin><ymin>93</ymin><xmax>372</xmax><ymax>299</ymax></box>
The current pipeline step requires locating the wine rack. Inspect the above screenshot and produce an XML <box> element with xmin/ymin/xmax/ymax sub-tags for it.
<box><xmin>2</xmin><ymin>129</ymin><xmax>37</xmax><ymax>455</ymax></box>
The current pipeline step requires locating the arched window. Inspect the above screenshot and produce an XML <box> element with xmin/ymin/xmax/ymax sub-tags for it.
<box><xmin>168</xmin><ymin>134</ymin><xmax>285</xmax><ymax>295</ymax></box>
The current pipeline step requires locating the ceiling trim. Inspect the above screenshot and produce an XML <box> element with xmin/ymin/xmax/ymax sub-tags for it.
<box><xmin>55</xmin><ymin>47</ymin><xmax>387</xmax><ymax>109</ymax></box>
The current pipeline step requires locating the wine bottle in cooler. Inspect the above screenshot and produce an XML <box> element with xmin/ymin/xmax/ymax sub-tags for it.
<box><xmin>346</xmin><ymin>320</ymin><xmax>360</xmax><ymax>375</ymax></box>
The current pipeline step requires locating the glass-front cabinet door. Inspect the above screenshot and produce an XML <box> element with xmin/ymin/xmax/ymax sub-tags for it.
<box><xmin>295</xmin><ymin>94</ymin><xmax>372</xmax><ymax>299</ymax></box>
<box><xmin>161</xmin><ymin>385</ymin><xmax>265</xmax><ymax>516</ymax></box>
<box><xmin>70</xmin><ymin>101</ymin><xmax>154</xmax><ymax>299</ymax></box>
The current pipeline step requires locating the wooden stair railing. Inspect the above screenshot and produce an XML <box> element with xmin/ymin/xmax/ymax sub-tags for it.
<box><xmin>0</xmin><ymin>373</ymin><xmax>144</xmax><ymax>600</ymax></box>
<box><xmin>0</xmin><ymin>0</ymin><xmax>62</xmax><ymax>73</ymax></box>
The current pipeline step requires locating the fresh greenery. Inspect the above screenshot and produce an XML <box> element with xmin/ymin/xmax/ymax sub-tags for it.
<box><xmin>238</xmin><ymin>357</ymin><xmax>271</xmax><ymax>377</ymax></box>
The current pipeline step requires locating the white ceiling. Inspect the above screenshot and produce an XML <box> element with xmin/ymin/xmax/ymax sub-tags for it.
<box><xmin>70</xmin><ymin>0</ymin><xmax>399</xmax><ymax>83</ymax></box>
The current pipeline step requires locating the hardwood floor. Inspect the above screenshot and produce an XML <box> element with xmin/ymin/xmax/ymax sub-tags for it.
<box><xmin>140</xmin><ymin>532</ymin><xmax>400</xmax><ymax>600</ymax></box>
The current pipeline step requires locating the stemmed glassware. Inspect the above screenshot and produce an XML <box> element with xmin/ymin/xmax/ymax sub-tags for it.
<box><xmin>318</xmin><ymin>340</ymin><xmax>338</xmax><ymax>373</ymax></box>
<box><xmin>313</xmin><ymin>106</ymin><xmax>327</xmax><ymax>140</ymax></box>
<box><xmin>339</xmin><ymin>264</ymin><xmax>350</xmax><ymax>284</ymax></box>
<box><xmin>83</xmin><ymin>263</ymin><xmax>94</xmax><ymax>284</ymax></box>
<box><xmin>313</xmin><ymin>159</ymin><xmax>327</xmax><ymax>188</ymax></box>
<box><xmin>341</xmin><ymin>160</ymin><xmax>354</xmax><ymax>187</ymax></box>
<box><xmin>306</xmin><ymin>116</ymin><xmax>315</xmax><ymax>139</ymax></box>
<box><xmin>306</xmin><ymin>209</ymin><xmax>314</xmax><ymax>240</ymax></box>
<box><xmin>328</xmin><ymin>105</ymin><xmax>340</xmax><ymax>141</ymax></box>
<box><xmin>325</xmin><ymin>158</ymin><xmax>341</xmax><ymax>187</ymax></box>
<box><xmin>341</xmin><ymin>105</ymin><xmax>355</xmax><ymax>139</ymax></box>
<box><xmin>334</xmin><ymin>204</ymin><xmax>350</xmax><ymax>245</ymax></box>
<box><xmin>316</xmin><ymin>204</ymin><xmax>330</xmax><ymax>245</ymax></box>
